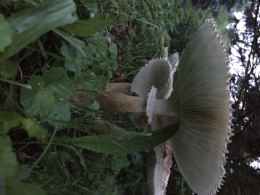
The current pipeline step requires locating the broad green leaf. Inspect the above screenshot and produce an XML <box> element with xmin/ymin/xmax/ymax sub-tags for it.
<box><xmin>62</xmin><ymin>18</ymin><xmax>114</xmax><ymax>37</ymax></box>
<box><xmin>60</xmin><ymin>42</ymin><xmax>83</xmax><ymax>75</ymax></box>
<box><xmin>55</xmin><ymin>121</ymin><xmax>180</xmax><ymax>154</ymax></box>
<box><xmin>53</xmin><ymin>28</ymin><xmax>86</xmax><ymax>57</ymax></box>
<box><xmin>0</xmin><ymin>14</ymin><xmax>12</xmax><ymax>52</ymax></box>
<box><xmin>46</xmin><ymin>119</ymin><xmax>150</xmax><ymax>136</ymax></box>
<box><xmin>20</xmin><ymin>76</ymin><xmax>55</xmax><ymax>117</ymax></box>
<box><xmin>0</xmin><ymin>60</ymin><xmax>18</xmax><ymax>79</ymax></box>
<box><xmin>0</xmin><ymin>111</ymin><xmax>44</xmax><ymax>139</ymax></box>
<box><xmin>47</xmin><ymin>101</ymin><xmax>71</xmax><ymax>128</ymax></box>
<box><xmin>0</xmin><ymin>136</ymin><xmax>18</xmax><ymax>179</ymax></box>
<box><xmin>5</xmin><ymin>179</ymin><xmax>47</xmax><ymax>195</ymax></box>
<box><xmin>0</xmin><ymin>0</ymin><xmax>77</xmax><ymax>61</ymax></box>
<box><xmin>42</xmin><ymin>67</ymin><xmax>75</xmax><ymax>100</ymax></box>
<box><xmin>78</xmin><ymin>72</ymin><xmax>106</xmax><ymax>97</ymax></box>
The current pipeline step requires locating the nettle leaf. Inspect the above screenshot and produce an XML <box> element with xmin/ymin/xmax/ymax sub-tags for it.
<box><xmin>0</xmin><ymin>0</ymin><xmax>77</xmax><ymax>61</ymax></box>
<box><xmin>55</xmin><ymin>121</ymin><xmax>180</xmax><ymax>154</ymax></box>
<box><xmin>78</xmin><ymin>72</ymin><xmax>106</xmax><ymax>97</ymax></box>
<box><xmin>5</xmin><ymin>179</ymin><xmax>47</xmax><ymax>195</ymax></box>
<box><xmin>0</xmin><ymin>111</ymin><xmax>43</xmax><ymax>139</ymax></box>
<box><xmin>43</xmin><ymin>67</ymin><xmax>75</xmax><ymax>100</ymax></box>
<box><xmin>0</xmin><ymin>136</ymin><xmax>18</xmax><ymax>179</ymax></box>
<box><xmin>0</xmin><ymin>60</ymin><xmax>18</xmax><ymax>79</ymax></box>
<box><xmin>62</xmin><ymin>17</ymin><xmax>114</xmax><ymax>37</ymax></box>
<box><xmin>47</xmin><ymin>101</ymin><xmax>71</xmax><ymax>128</ymax></box>
<box><xmin>20</xmin><ymin>76</ymin><xmax>55</xmax><ymax>117</ymax></box>
<box><xmin>0</xmin><ymin>14</ymin><xmax>12</xmax><ymax>52</ymax></box>
<box><xmin>60</xmin><ymin>42</ymin><xmax>83</xmax><ymax>75</ymax></box>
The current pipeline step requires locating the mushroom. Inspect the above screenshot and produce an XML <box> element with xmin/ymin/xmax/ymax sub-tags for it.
<box><xmin>130</xmin><ymin>55</ymin><xmax>179</xmax><ymax>195</ymax></box>
<box><xmin>72</xmin><ymin>19</ymin><xmax>232</xmax><ymax>195</ymax></box>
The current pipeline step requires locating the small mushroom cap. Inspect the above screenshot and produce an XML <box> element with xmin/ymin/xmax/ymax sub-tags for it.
<box><xmin>169</xmin><ymin>19</ymin><xmax>232</xmax><ymax>195</ymax></box>
<box><xmin>131</xmin><ymin>58</ymin><xmax>176</xmax><ymax>195</ymax></box>
<box><xmin>131</xmin><ymin>58</ymin><xmax>172</xmax><ymax>99</ymax></box>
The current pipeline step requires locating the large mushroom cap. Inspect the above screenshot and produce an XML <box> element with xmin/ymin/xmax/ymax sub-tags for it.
<box><xmin>170</xmin><ymin>19</ymin><xmax>232</xmax><ymax>195</ymax></box>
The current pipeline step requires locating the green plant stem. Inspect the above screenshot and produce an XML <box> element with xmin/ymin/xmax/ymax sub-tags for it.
<box><xmin>29</xmin><ymin>128</ymin><xmax>58</xmax><ymax>172</ymax></box>
<box><xmin>0</xmin><ymin>77</ymin><xmax>32</xmax><ymax>89</ymax></box>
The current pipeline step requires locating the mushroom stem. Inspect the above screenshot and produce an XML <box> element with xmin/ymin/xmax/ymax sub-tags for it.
<box><xmin>96</xmin><ymin>90</ymin><xmax>146</xmax><ymax>113</ymax></box>
<box><xmin>106</xmin><ymin>82</ymin><xmax>132</xmax><ymax>95</ymax></box>
<box><xmin>95</xmin><ymin>90</ymin><xmax>178</xmax><ymax>117</ymax></box>
<box><xmin>71</xmin><ymin>83</ymin><xmax>178</xmax><ymax>116</ymax></box>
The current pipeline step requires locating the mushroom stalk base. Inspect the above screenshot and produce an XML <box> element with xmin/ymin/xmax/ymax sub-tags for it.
<box><xmin>95</xmin><ymin>91</ymin><xmax>177</xmax><ymax>117</ymax></box>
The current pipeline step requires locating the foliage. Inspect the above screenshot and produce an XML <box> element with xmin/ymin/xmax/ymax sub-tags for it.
<box><xmin>55</xmin><ymin>121</ymin><xmax>179</xmax><ymax>154</ymax></box>
<box><xmin>0</xmin><ymin>14</ymin><xmax>12</xmax><ymax>52</ymax></box>
<box><xmin>0</xmin><ymin>0</ymin><xmax>78</xmax><ymax>61</ymax></box>
<box><xmin>99</xmin><ymin>0</ymin><xmax>212</xmax><ymax>80</ymax></box>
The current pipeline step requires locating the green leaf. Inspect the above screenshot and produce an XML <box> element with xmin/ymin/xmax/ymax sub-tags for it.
<box><xmin>0</xmin><ymin>0</ymin><xmax>77</xmax><ymax>61</ymax></box>
<box><xmin>0</xmin><ymin>111</ymin><xmax>44</xmax><ymax>139</ymax></box>
<box><xmin>20</xmin><ymin>76</ymin><xmax>55</xmax><ymax>117</ymax></box>
<box><xmin>5</xmin><ymin>179</ymin><xmax>47</xmax><ymax>195</ymax></box>
<box><xmin>62</xmin><ymin>17</ymin><xmax>114</xmax><ymax>37</ymax></box>
<box><xmin>43</xmin><ymin>67</ymin><xmax>75</xmax><ymax>100</ymax></box>
<box><xmin>55</xmin><ymin>121</ymin><xmax>180</xmax><ymax>154</ymax></box>
<box><xmin>0</xmin><ymin>14</ymin><xmax>12</xmax><ymax>52</ymax></box>
<box><xmin>22</xmin><ymin>118</ymin><xmax>43</xmax><ymax>138</ymax></box>
<box><xmin>78</xmin><ymin>72</ymin><xmax>106</xmax><ymax>97</ymax></box>
<box><xmin>47</xmin><ymin>101</ymin><xmax>71</xmax><ymax>128</ymax></box>
<box><xmin>0</xmin><ymin>136</ymin><xmax>18</xmax><ymax>179</ymax></box>
<box><xmin>0</xmin><ymin>112</ymin><xmax>21</xmax><ymax>133</ymax></box>
<box><xmin>60</xmin><ymin>42</ymin><xmax>83</xmax><ymax>75</ymax></box>
<box><xmin>53</xmin><ymin>28</ymin><xmax>86</xmax><ymax>57</ymax></box>
<box><xmin>0</xmin><ymin>60</ymin><xmax>18</xmax><ymax>79</ymax></box>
